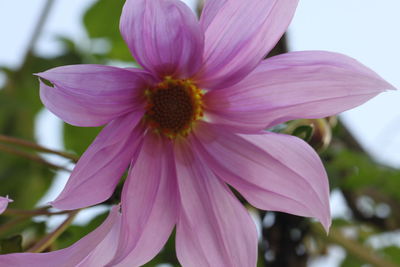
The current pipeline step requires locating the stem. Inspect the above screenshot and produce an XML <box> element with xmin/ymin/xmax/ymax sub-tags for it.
<box><xmin>0</xmin><ymin>134</ymin><xmax>79</xmax><ymax>162</ymax></box>
<box><xmin>27</xmin><ymin>210</ymin><xmax>79</xmax><ymax>253</ymax></box>
<box><xmin>0</xmin><ymin>207</ymin><xmax>73</xmax><ymax>236</ymax></box>
<box><xmin>22</xmin><ymin>0</ymin><xmax>55</xmax><ymax>64</ymax></box>
<box><xmin>0</xmin><ymin>143</ymin><xmax>72</xmax><ymax>172</ymax></box>
<box><xmin>4</xmin><ymin>0</ymin><xmax>55</xmax><ymax>94</ymax></box>
<box><xmin>0</xmin><ymin>215</ymin><xmax>32</xmax><ymax>234</ymax></box>
<box><xmin>3</xmin><ymin>207</ymin><xmax>71</xmax><ymax>217</ymax></box>
<box><xmin>312</xmin><ymin>224</ymin><xmax>397</xmax><ymax>267</ymax></box>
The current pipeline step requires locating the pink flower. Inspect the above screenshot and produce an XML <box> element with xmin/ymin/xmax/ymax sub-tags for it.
<box><xmin>35</xmin><ymin>0</ymin><xmax>394</xmax><ymax>266</ymax></box>
<box><xmin>0</xmin><ymin>196</ymin><xmax>12</xmax><ymax>214</ymax></box>
<box><xmin>0</xmin><ymin>206</ymin><xmax>121</xmax><ymax>267</ymax></box>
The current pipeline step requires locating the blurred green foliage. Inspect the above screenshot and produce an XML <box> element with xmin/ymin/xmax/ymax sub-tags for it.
<box><xmin>84</xmin><ymin>0</ymin><xmax>132</xmax><ymax>61</ymax></box>
<box><xmin>0</xmin><ymin>52</ymin><xmax>81</xmax><ymax>210</ymax></box>
<box><xmin>0</xmin><ymin>235</ymin><xmax>23</xmax><ymax>254</ymax></box>
<box><xmin>329</xmin><ymin>149</ymin><xmax>400</xmax><ymax>202</ymax></box>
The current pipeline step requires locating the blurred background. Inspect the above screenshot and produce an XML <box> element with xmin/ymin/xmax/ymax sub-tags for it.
<box><xmin>0</xmin><ymin>0</ymin><xmax>399</xmax><ymax>266</ymax></box>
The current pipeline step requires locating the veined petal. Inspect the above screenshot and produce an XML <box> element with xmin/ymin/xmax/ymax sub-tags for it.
<box><xmin>194</xmin><ymin>123</ymin><xmax>331</xmax><ymax>231</ymax></box>
<box><xmin>198</xmin><ymin>0</ymin><xmax>226</xmax><ymax>31</ymax></box>
<box><xmin>0</xmin><ymin>196</ymin><xmax>12</xmax><ymax>214</ymax></box>
<box><xmin>174</xmin><ymin>138</ymin><xmax>258</xmax><ymax>267</ymax></box>
<box><xmin>51</xmin><ymin>112</ymin><xmax>145</xmax><ymax>210</ymax></box>
<box><xmin>38</xmin><ymin>65</ymin><xmax>152</xmax><ymax>127</ymax></box>
<box><xmin>205</xmin><ymin>51</ymin><xmax>396</xmax><ymax>132</ymax></box>
<box><xmin>195</xmin><ymin>0</ymin><xmax>299</xmax><ymax>89</ymax></box>
<box><xmin>120</xmin><ymin>0</ymin><xmax>204</xmax><ymax>78</ymax></box>
<box><xmin>0</xmin><ymin>206</ymin><xmax>120</xmax><ymax>267</ymax></box>
<box><xmin>76</xmin><ymin>208</ymin><xmax>121</xmax><ymax>267</ymax></box>
<box><xmin>109</xmin><ymin>133</ymin><xmax>178</xmax><ymax>267</ymax></box>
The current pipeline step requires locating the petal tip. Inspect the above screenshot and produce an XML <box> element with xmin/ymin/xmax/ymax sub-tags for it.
<box><xmin>322</xmin><ymin>219</ymin><xmax>332</xmax><ymax>234</ymax></box>
<box><xmin>5</xmin><ymin>195</ymin><xmax>13</xmax><ymax>203</ymax></box>
<box><xmin>49</xmin><ymin>200</ymin><xmax>62</xmax><ymax>210</ymax></box>
<box><xmin>35</xmin><ymin>71</ymin><xmax>51</xmax><ymax>79</ymax></box>
<box><xmin>385</xmin><ymin>82</ymin><xmax>397</xmax><ymax>91</ymax></box>
<box><xmin>49</xmin><ymin>198</ymin><xmax>77</xmax><ymax>211</ymax></box>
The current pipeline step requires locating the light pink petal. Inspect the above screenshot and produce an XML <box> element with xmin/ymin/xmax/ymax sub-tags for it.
<box><xmin>174</xmin><ymin>138</ymin><xmax>258</xmax><ymax>267</ymax></box>
<box><xmin>0</xmin><ymin>206</ymin><xmax>120</xmax><ymax>267</ymax></box>
<box><xmin>198</xmin><ymin>0</ymin><xmax>226</xmax><ymax>31</ymax></box>
<box><xmin>120</xmin><ymin>0</ymin><xmax>204</xmax><ymax>78</ymax></box>
<box><xmin>109</xmin><ymin>133</ymin><xmax>178</xmax><ymax>267</ymax></box>
<box><xmin>38</xmin><ymin>65</ymin><xmax>152</xmax><ymax>127</ymax></box>
<box><xmin>205</xmin><ymin>51</ymin><xmax>396</xmax><ymax>132</ymax></box>
<box><xmin>51</xmin><ymin>113</ymin><xmax>145</xmax><ymax>210</ymax></box>
<box><xmin>195</xmin><ymin>0</ymin><xmax>299</xmax><ymax>89</ymax></box>
<box><xmin>194</xmin><ymin>123</ymin><xmax>331</xmax><ymax>231</ymax></box>
<box><xmin>0</xmin><ymin>196</ymin><xmax>12</xmax><ymax>214</ymax></box>
<box><xmin>77</xmin><ymin>208</ymin><xmax>121</xmax><ymax>267</ymax></box>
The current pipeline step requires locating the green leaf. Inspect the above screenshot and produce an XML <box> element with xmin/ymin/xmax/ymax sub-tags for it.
<box><xmin>83</xmin><ymin>0</ymin><xmax>132</xmax><ymax>61</ymax></box>
<box><xmin>0</xmin><ymin>235</ymin><xmax>23</xmax><ymax>254</ymax></box>
<box><xmin>63</xmin><ymin>123</ymin><xmax>102</xmax><ymax>155</ymax></box>
<box><xmin>326</xmin><ymin>149</ymin><xmax>400</xmax><ymax>201</ymax></box>
<box><xmin>380</xmin><ymin>246</ymin><xmax>400</xmax><ymax>265</ymax></box>
<box><xmin>341</xmin><ymin>254</ymin><xmax>365</xmax><ymax>267</ymax></box>
<box><xmin>292</xmin><ymin>125</ymin><xmax>314</xmax><ymax>142</ymax></box>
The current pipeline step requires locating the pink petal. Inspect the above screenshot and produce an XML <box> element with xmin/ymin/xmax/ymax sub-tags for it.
<box><xmin>51</xmin><ymin>112</ymin><xmax>145</xmax><ymax>210</ymax></box>
<box><xmin>38</xmin><ymin>65</ymin><xmax>152</xmax><ymax>127</ymax></box>
<box><xmin>205</xmin><ymin>51</ymin><xmax>396</xmax><ymax>132</ymax></box>
<box><xmin>0</xmin><ymin>206</ymin><xmax>120</xmax><ymax>267</ymax></box>
<box><xmin>194</xmin><ymin>123</ymin><xmax>331</xmax><ymax>231</ymax></box>
<box><xmin>174</xmin><ymin>138</ymin><xmax>258</xmax><ymax>267</ymax></box>
<box><xmin>120</xmin><ymin>0</ymin><xmax>204</xmax><ymax>78</ymax></box>
<box><xmin>109</xmin><ymin>133</ymin><xmax>178</xmax><ymax>267</ymax></box>
<box><xmin>198</xmin><ymin>0</ymin><xmax>226</xmax><ymax>31</ymax></box>
<box><xmin>0</xmin><ymin>196</ymin><xmax>12</xmax><ymax>214</ymax></box>
<box><xmin>195</xmin><ymin>0</ymin><xmax>299</xmax><ymax>89</ymax></box>
<box><xmin>76</xmin><ymin>208</ymin><xmax>121</xmax><ymax>266</ymax></box>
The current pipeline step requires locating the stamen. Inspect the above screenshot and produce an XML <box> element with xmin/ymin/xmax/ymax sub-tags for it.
<box><xmin>144</xmin><ymin>77</ymin><xmax>203</xmax><ymax>138</ymax></box>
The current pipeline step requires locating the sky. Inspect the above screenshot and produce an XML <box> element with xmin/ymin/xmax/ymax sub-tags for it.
<box><xmin>288</xmin><ymin>0</ymin><xmax>400</xmax><ymax>168</ymax></box>
<box><xmin>1</xmin><ymin>0</ymin><xmax>399</xmax><ymax>266</ymax></box>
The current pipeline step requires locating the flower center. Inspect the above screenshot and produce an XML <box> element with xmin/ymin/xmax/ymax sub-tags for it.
<box><xmin>144</xmin><ymin>77</ymin><xmax>203</xmax><ymax>138</ymax></box>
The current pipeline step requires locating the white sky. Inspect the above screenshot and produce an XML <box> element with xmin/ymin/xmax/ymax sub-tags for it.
<box><xmin>288</xmin><ymin>0</ymin><xmax>400</xmax><ymax>167</ymax></box>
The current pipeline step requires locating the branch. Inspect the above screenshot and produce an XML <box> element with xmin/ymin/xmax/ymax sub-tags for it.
<box><xmin>312</xmin><ymin>224</ymin><xmax>397</xmax><ymax>267</ymax></box>
<box><xmin>0</xmin><ymin>143</ymin><xmax>72</xmax><ymax>172</ymax></box>
<box><xmin>0</xmin><ymin>134</ymin><xmax>79</xmax><ymax>162</ymax></box>
<box><xmin>3</xmin><ymin>206</ymin><xmax>71</xmax><ymax>217</ymax></box>
<box><xmin>27</xmin><ymin>210</ymin><xmax>79</xmax><ymax>253</ymax></box>
<box><xmin>22</xmin><ymin>0</ymin><xmax>55</xmax><ymax>65</ymax></box>
<box><xmin>0</xmin><ymin>215</ymin><xmax>32</xmax><ymax>235</ymax></box>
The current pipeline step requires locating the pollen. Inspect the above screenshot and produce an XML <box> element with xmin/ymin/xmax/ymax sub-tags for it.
<box><xmin>144</xmin><ymin>77</ymin><xmax>204</xmax><ymax>139</ymax></box>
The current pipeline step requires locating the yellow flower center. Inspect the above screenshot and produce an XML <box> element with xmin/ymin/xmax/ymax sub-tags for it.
<box><xmin>144</xmin><ymin>77</ymin><xmax>204</xmax><ymax>139</ymax></box>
